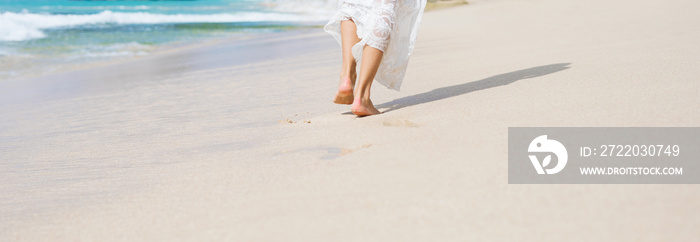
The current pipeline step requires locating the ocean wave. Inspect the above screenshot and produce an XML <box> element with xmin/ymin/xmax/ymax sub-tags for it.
<box><xmin>39</xmin><ymin>5</ymin><xmax>152</xmax><ymax>11</ymax></box>
<box><xmin>267</xmin><ymin>0</ymin><xmax>338</xmax><ymax>15</ymax></box>
<box><xmin>0</xmin><ymin>10</ymin><xmax>332</xmax><ymax>41</ymax></box>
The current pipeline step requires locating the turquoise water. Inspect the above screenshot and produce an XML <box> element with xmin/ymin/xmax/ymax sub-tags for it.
<box><xmin>0</xmin><ymin>0</ymin><xmax>336</xmax><ymax>79</ymax></box>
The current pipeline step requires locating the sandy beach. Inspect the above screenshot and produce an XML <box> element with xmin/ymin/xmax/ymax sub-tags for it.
<box><xmin>1</xmin><ymin>0</ymin><xmax>699</xmax><ymax>240</ymax></box>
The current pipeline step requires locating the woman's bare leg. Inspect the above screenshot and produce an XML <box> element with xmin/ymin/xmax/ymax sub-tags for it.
<box><xmin>351</xmin><ymin>45</ymin><xmax>383</xmax><ymax>116</ymax></box>
<box><xmin>334</xmin><ymin>20</ymin><xmax>361</xmax><ymax>104</ymax></box>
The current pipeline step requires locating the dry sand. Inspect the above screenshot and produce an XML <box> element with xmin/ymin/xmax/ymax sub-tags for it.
<box><xmin>1</xmin><ymin>0</ymin><xmax>699</xmax><ymax>240</ymax></box>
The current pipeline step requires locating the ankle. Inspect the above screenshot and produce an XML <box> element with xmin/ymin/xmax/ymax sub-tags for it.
<box><xmin>340</xmin><ymin>64</ymin><xmax>357</xmax><ymax>77</ymax></box>
<box><xmin>353</xmin><ymin>91</ymin><xmax>371</xmax><ymax>103</ymax></box>
<box><xmin>360</xmin><ymin>96</ymin><xmax>371</xmax><ymax>104</ymax></box>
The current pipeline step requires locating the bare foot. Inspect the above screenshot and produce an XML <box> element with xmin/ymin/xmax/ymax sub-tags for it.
<box><xmin>351</xmin><ymin>98</ymin><xmax>381</xmax><ymax>117</ymax></box>
<box><xmin>333</xmin><ymin>75</ymin><xmax>355</xmax><ymax>104</ymax></box>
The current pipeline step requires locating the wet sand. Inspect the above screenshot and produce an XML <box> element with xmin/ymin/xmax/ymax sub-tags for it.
<box><xmin>2</xmin><ymin>0</ymin><xmax>699</xmax><ymax>240</ymax></box>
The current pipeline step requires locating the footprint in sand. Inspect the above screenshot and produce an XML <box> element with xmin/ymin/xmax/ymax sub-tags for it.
<box><xmin>382</xmin><ymin>119</ymin><xmax>420</xmax><ymax>127</ymax></box>
<box><xmin>278</xmin><ymin>144</ymin><xmax>373</xmax><ymax>159</ymax></box>
<box><xmin>322</xmin><ymin>144</ymin><xmax>373</xmax><ymax>159</ymax></box>
<box><xmin>278</xmin><ymin>116</ymin><xmax>311</xmax><ymax>124</ymax></box>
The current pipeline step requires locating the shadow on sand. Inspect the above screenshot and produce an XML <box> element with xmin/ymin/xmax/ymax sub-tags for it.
<box><xmin>373</xmin><ymin>63</ymin><xmax>572</xmax><ymax>113</ymax></box>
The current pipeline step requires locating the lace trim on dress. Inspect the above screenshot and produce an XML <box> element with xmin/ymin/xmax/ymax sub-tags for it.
<box><xmin>324</xmin><ymin>0</ymin><xmax>427</xmax><ymax>91</ymax></box>
<box><xmin>338</xmin><ymin>2</ymin><xmax>396</xmax><ymax>52</ymax></box>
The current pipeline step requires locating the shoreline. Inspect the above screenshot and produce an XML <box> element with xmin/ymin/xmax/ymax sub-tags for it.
<box><xmin>0</xmin><ymin>25</ymin><xmax>325</xmax><ymax>83</ymax></box>
<box><xmin>0</xmin><ymin>27</ymin><xmax>334</xmax><ymax>105</ymax></box>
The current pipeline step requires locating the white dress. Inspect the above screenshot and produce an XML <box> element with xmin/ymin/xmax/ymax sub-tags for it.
<box><xmin>324</xmin><ymin>0</ymin><xmax>427</xmax><ymax>90</ymax></box>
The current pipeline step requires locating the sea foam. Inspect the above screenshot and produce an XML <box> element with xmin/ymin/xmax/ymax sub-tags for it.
<box><xmin>0</xmin><ymin>10</ymin><xmax>332</xmax><ymax>41</ymax></box>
